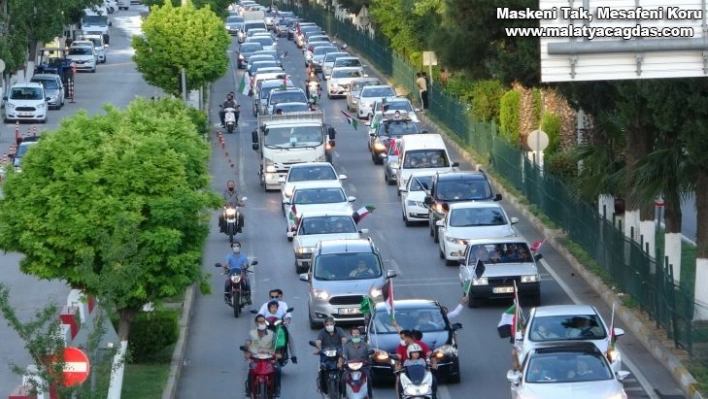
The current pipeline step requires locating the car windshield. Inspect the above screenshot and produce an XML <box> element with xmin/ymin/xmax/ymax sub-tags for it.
<box><xmin>251</xmin><ymin>62</ymin><xmax>278</xmax><ymax>73</ymax></box>
<box><xmin>264</xmin><ymin>125</ymin><xmax>323</xmax><ymax>148</ymax></box>
<box><xmin>255</xmin><ymin>51</ymin><xmax>279</xmax><ymax>60</ymax></box>
<box><xmin>409</xmin><ymin>175</ymin><xmax>433</xmax><ymax>192</ymax></box>
<box><xmin>275</xmin><ymin>103</ymin><xmax>309</xmax><ymax>113</ymax></box>
<box><xmin>292</xmin><ymin>187</ymin><xmax>346</xmax><ymax>205</ymax></box>
<box><xmin>371</xmin><ymin>306</ymin><xmax>446</xmax><ymax>333</ymax></box>
<box><xmin>15</xmin><ymin>143</ymin><xmax>36</xmax><ymax>158</ymax></box>
<box><xmin>250</xmin><ymin>37</ymin><xmax>274</xmax><ymax>46</ymax></box>
<box><xmin>466</xmin><ymin>242</ymin><xmax>533</xmax><ymax>265</ymax></box>
<box><xmin>378</xmin><ymin>121</ymin><xmax>421</xmax><ymax>137</ymax></box>
<box><xmin>382</xmin><ymin>101</ymin><xmax>414</xmax><ymax>112</ymax></box>
<box><xmin>403</xmin><ymin>150</ymin><xmax>450</xmax><ymax>169</ymax></box>
<box><xmin>240</xmin><ymin>43</ymin><xmax>263</xmax><ymax>52</ymax></box>
<box><xmin>335</xmin><ymin>59</ymin><xmax>363</xmax><ymax>67</ymax></box>
<box><xmin>298</xmin><ymin>216</ymin><xmax>357</xmax><ymax>235</ymax></box>
<box><xmin>250</xmin><ymin>56</ymin><xmax>276</xmax><ymax>64</ymax></box>
<box><xmin>436</xmin><ymin>179</ymin><xmax>493</xmax><ymax>201</ymax></box>
<box><xmin>525</xmin><ymin>352</ymin><xmax>613</xmax><ymax>383</ymax></box>
<box><xmin>314</xmin><ymin>252</ymin><xmax>382</xmax><ymax>281</ymax></box>
<box><xmin>227</xmin><ymin>16</ymin><xmax>243</xmax><ymax>23</ymax></box>
<box><xmin>325</xmin><ymin>53</ymin><xmax>348</xmax><ymax>62</ymax></box>
<box><xmin>351</xmin><ymin>80</ymin><xmax>381</xmax><ymax>91</ymax></box>
<box><xmin>33</xmin><ymin>79</ymin><xmax>58</xmax><ymax>89</ymax></box>
<box><xmin>332</xmin><ymin>70</ymin><xmax>364</xmax><ymax>79</ymax></box>
<box><xmin>82</xmin><ymin>16</ymin><xmax>108</xmax><ymax>25</ymax></box>
<box><xmin>261</xmin><ymin>83</ymin><xmax>292</xmax><ymax>99</ymax></box>
<box><xmin>10</xmin><ymin>87</ymin><xmax>43</xmax><ymax>100</ymax></box>
<box><xmin>269</xmin><ymin>91</ymin><xmax>307</xmax><ymax>105</ymax></box>
<box><xmin>528</xmin><ymin>315</ymin><xmax>607</xmax><ymax>342</ymax></box>
<box><xmin>314</xmin><ymin>46</ymin><xmax>337</xmax><ymax>56</ymax></box>
<box><xmin>288</xmin><ymin>166</ymin><xmax>337</xmax><ymax>182</ymax></box>
<box><xmin>69</xmin><ymin>47</ymin><xmax>92</xmax><ymax>55</ymax></box>
<box><xmin>362</xmin><ymin>87</ymin><xmax>396</xmax><ymax>98</ymax></box>
<box><xmin>449</xmin><ymin>207</ymin><xmax>507</xmax><ymax>227</ymax></box>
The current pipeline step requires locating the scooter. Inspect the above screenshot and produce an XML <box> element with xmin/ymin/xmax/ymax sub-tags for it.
<box><xmin>215</xmin><ymin>257</ymin><xmax>257</xmax><ymax>318</ymax></box>
<box><xmin>222</xmin><ymin>105</ymin><xmax>240</xmax><ymax>134</ymax></box>
<box><xmin>222</xmin><ymin>197</ymin><xmax>247</xmax><ymax>243</ymax></box>
<box><xmin>342</xmin><ymin>359</ymin><xmax>373</xmax><ymax>399</ymax></box>
<box><xmin>251</xmin><ymin>307</ymin><xmax>295</xmax><ymax>367</ymax></box>
<box><xmin>240</xmin><ymin>346</ymin><xmax>278</xmax><ymax>399</ymax></box>
<box><xmin>396</xmin><ymin>363</ymin><xmax>434</xmax><ymax>399</ymax></box>
<box><xmin>308</xmin><ymin>80</ymin><xmax>321</xmax><ymax>105</ymax></box>
<box><xmin>309</xmin><ymin>341</ymin><xmax>341</xmax><ymax>399</ymax></box>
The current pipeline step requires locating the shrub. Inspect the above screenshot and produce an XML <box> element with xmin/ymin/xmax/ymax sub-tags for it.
<box><xmin>545</xmin><ymin>150</ymin><xmax>578</xmax><ymax>182</ymax></box>
<box><xmin>540</xmin><ymin>112</ymin><xmax>562</xmax><ymax>155</ymax></box>
<box><xmin>470</xmin><ymin>79</ymin><xmax>505</xmax><ymax>123</ymax></box>
<box><xmin>186</xmin><ymin>108</ymin><xmax>209</xmax><ymax>137</ymax></box>
<box><xmin>499</xmin><ymin>89</ymin><xmax>521</xmax><ymax>144</ymax></box>
<box><xmin>532</xmin><ymin>89</ymin><xmax>542</xmax><ymax>127</ymax></box>
<box><xmin>127</xmin><ymin>309</ymin><xmax>179</xmax><ymax>363</ymax></box>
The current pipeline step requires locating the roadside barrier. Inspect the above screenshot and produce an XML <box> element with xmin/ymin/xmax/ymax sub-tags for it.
<box><xmin>214</xmin><ymin>128</ymin><xmax>236</xmax><ymax>170</ymax></box>
<box><xmin>68</xmin><ymin>79</ymin><xmax>75</xmax><ymax>104</ymax></box>
<box><xmin>14</xmin><ymin>122</ymin><xmax>19</xmax><ymax>144</ymax></box>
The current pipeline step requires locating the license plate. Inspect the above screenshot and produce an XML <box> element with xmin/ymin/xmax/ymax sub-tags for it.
<box><xmin>493</xmin><ymin>286</ymin><xmax>515</xmax><ymax>294</ymax></box>
<box><xmin>20</xmin><ymin>112</ymin><xmax>33</xmax><ymax>116</ymax></box>
<box><xmin>339</xmin><ymin>308</ymin><xmax>360</xmax><ymax>315</ymax></box>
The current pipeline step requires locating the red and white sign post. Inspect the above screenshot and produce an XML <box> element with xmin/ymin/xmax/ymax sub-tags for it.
<box><xmin>58</xmin><ymin>347</ymin><xmax>90</xmax><ymax>387</ymax></box>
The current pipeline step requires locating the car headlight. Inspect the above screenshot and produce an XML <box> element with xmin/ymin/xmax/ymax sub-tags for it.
<box><xmin>473</xmin><ymin>277</ymin><xmax>488</xmax><ymax>286</ymax></box>
<box><xmin>7</xmin><ymin>103</ymin><xmax>15</xmax><ymax>109</ymax></box>
<box><xmin>225</xmin><ymin>24</ymin><xmax>230</xmax><ymax>28</ymax></box>
<box><xmin>312</xmin><ymin>288</ymin><xmax>330</xmax><ymax>300</ymax></box>
<box><xmin>362</xmin><ymin>102</ymin><xmax>372</xmax><ymax>109</ymax></box>
<box><xmin>36</xmin><ymin>103</ymin><xmax>46</xmax><ymax>109</ymax></box>
<box><xmin>433</xmin><ymin>344</ymin><xmax>458</xmax><ymax>358</ymax></box>
<box><xmin>521</xmin><ymin>274</ymin><xmax>538</xmax><ymax>283</ymax></box>
<box><xmin>265</xmin><ymin>165</ymin><xmax>276</xmax><ymax>173</ymax></box>
<box><xmin>406</xmin><ymin>200</ymin><xmax>424</xmax><ymax>207</ymax></box>
<box><xmin>445</xmin><ymin>236</ymin><xmax>467</xmax><ymax>246</ymax></box>
<box><xmin>389</xmin><ymin>162</ymin><xmax>399</xmax><ymax>169</ymax></box>
<box><xmin>369</xmin><ymin>287</ymin><xmax>382</xmax><ymax>298</ymax></box>
<box><xmin>297</xmin><ymin>247</ymin><xmax>314</xmax><ymax>254</ymax></box>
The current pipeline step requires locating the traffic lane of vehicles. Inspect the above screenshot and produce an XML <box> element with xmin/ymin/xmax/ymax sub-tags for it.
<box><xmin>0</xmin><ymin>6</ymin><xmax>160</xmax><ymax>393</ymax></box>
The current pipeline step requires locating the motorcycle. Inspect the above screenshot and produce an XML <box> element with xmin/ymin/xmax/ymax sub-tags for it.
<box><xmin>221</xmin><ymin>105</ymin><xmax>240</xmax><ymax>134</ymax></box>
<box><xmin>396</xmin><ymin>362</ymin><xmax>434</xmax><ymax>399</ymax></box>
<box><xmin>309</xmin><ymin>341</ymin><xmax>341</xmax><ymax>399</ymax></box>
<box><xmin>251</xmin><ymin>307</ymin><xmax>294</xmax><ymax>367</ymax></box>
<box><xmin>215</xmin><ymin>257</ymin><xmax>257</xmax><ymax>318</ymax></box>
<box><xmin>222</xmin><ymin>197</ymin><xmax>247</xmax><ymax>243</ymax></box>
<box><xmin>308</xmin><ymin>80</ymin><xmax>321</xmax><ymax>103</ymax></box>
<box><xmin>342</xmin><ymin>358</ymin><xmax>373</xmax><ymax>399</ymax></box>
<box><xmin>240</xmin><ymin>346</ymin><xmax>278</xmax><ymax>399</ymax></box>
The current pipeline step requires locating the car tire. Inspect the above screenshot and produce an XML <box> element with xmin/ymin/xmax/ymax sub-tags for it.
<box><xmin>433</xmin><ymin>227</ymin><xmax>439</xmax><ymax>243</ymax></box>
<box><xmin>438</xmin><ymin>245</ymin><xmax>445</xmax><ymax>259</ymax></box>
<box><xmin>3</xmin><ymin>118</ymin><xmax>9</xmax><ymax>124</ymax></box>
<box><xmin>447</xmin><ymin>372</ymin><xmax>461</xmax><ymax>384</ymax></box>
<box><xmin>308</xmin><ymin>309</ymin><xmax>320</xmax><ymax>330</ymax></box>
<box><xmin>429</xmin><ymin>221</ymin><xmax>434</xmax><ymax>237</ymax></box>
<box><xmin>403</xmin><ymin>210</ymin><xmax>412</xmax><ymax>227</ymax></box>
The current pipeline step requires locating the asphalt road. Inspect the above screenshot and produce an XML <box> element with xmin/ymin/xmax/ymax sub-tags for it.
<box><xmin>177</xmin><ymin>33</ymin><xmax>686</xmax><ymax>399</ymax></box>
<box><xmin>0</xmin><ymin>4</ymin><xmax>159</xmax><ymax>392</ymax></box>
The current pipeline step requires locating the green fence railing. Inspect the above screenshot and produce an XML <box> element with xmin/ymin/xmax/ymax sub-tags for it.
<box><xmin>279</xmin><ymin>2</ymin><xmax>705</xmax><ymax>364</ymax></box>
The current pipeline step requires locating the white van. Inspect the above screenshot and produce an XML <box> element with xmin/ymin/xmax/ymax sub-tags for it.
<box><xmin>395</xmin><ymin>134</ymin><xmax>458</xmax><ymax>194</ymax></box>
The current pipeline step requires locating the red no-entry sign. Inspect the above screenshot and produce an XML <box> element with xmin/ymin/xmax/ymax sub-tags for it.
<box><xmin>59</xmin><ymin>347</ymin><xmax>90</xmax><ymax>387</ymax></box>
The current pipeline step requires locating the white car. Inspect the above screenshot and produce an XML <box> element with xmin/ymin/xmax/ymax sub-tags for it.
<box><xmin>283</xmin><ymin>181</ymin><xmax>356</xmax><ymax>238</ymax></box>
<box><xmin>68</xmin><ymin>43</ymin><xmax>97</xmax><ymax>72</ymax></box>
<box><xmin>357</xmin><ymin>85</ymin><xmax>396</xmax><ymax>119</ymax></box>
<box><xmin>288</xmin><ymin>211</ymin><xmax>367</xmax><ymax>273</ymax></box>
<box><xmin>514</xmin><ymin>305</ymin><xmax>625</xmax><ymax>373</ymax></box>
<box><xmin>400</xmin><ymin>171</ymin><xmax>435</xmax><ymax>226</ymax></box>
<box><xmin>507</xmin><ymin>342</ymin><xmax>630</xmax><ymax>399</ymax></box>
<box><xmin>437</xmin><ymin>202</ymin><xmax>518</xmax><ymax>265</ymax></box>
<box><xmin>326</xmin><ymin>67</ymin><xmax>365</xmax><ymax>99</ymax></box>
<box><xmin>371</xmin><ymin>97</ymin><xmax>419</xmax><ymax>122</ymax></box>
<box><xmin>246</xmin><ymin>36</ymin><xmax>277</xmax><ymax>52</ymax></box>
<box><xmin>3</xmin><ymin>82</ymin><xmax>49</xmax><ymax>123</ymax></box>
<box><xmin>78</xmin><ymin>34</ymin><xmax>107</xmax><ymax>63</ymax></box>
<box><xmin>279</xmin><ymin>162</ymin><xmax>347</xmax><ymax>215</ymax></box>
<box><xmin>322</xmin><ymin>51</ymin><xmax>349</xmax><ymax>80</ymax></box>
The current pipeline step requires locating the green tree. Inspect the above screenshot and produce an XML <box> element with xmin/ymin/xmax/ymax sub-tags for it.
<box><xmin>143</xmin><ymin>0</ymin><xmax>232</xmax><ymax>18</ymax></box>
<box><xmin>133</xmin><ymin>1</ymin><xmax>230</xmax><ymax>96</ymax></box>
<box><xmin>0</xmin><ymin>98</ymin><xmax>221</xmax><ymax>341</ymax></box>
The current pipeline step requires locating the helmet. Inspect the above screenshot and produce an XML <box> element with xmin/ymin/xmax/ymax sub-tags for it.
<box><xmin>407</xmin><ymin>343</ymin><xmax>422</xmax><ymax>357</ymax></box>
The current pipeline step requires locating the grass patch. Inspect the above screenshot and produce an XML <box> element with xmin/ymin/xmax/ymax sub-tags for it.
<box><xmin>686</xmin><ymin>361</ymin><xmax>708</xmax><ymax>393</ymax></box>
<box><xmin>121</xmin><ymin>343</ymin><xmax>174</xmax><ymax>398</ymax></box>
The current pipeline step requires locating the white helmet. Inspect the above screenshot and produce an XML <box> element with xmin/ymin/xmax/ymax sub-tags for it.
<box><xmin>407</xmin><ymin>343</ymin><xmax>422</xmax><ymax>357</ymax></box>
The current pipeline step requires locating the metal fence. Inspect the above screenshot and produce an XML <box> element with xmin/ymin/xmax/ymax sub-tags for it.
<box><xmin>283</xmin><ymin>2</ymin><xmax>706</xmax><ymax>363</ymax></box>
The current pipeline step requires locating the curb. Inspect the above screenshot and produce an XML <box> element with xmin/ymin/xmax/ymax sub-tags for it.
<box><xmin>162</xmin><ymin>284</ymin><xmax>196</xmax><ymax>399</ymax></box>
<box><xmin>419</xmin><ymin>113</ymin><xmax>704</xmax><ymax>399</ymax></box>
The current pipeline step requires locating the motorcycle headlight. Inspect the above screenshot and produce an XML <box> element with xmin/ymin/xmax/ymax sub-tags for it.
<box><xmin>225</xmin><ymin>208</ymin><xmax>237</xmax><ymax>217</ymax></box>
<box><xmin>373</xmin><ymin>142</ymin><xmax>386</xmax><ymax>151</ymax></box>
<box><xmin>374</xmin><ymin>351</ymin><xmax>389</xmax><ymax>362</ymax></box>
<box><xmin>230</xmin><ymin>275</ymin><xmax>242</xmax><ymax>284</ymax></box>
<box><xmin>323</xmin><ymin>349</ymin><xmax>338</xmax><ymax>357</ymax></box>
<box><xmin>521</xmin><ymin>274</ymin><xmax>538</xmax><ymax>283</ymax></box>
<box><xmin>312</xmin><ymin>288</ymin><xmax>330</xmax><ymax>300</ymax></box>
<box><xmin>348</xmin><ymin>361</ymin><xmax>363</xmax><ymax>370</ymax></box>
<box><xmin>403</xmin><ymin>383</ymin><xmax>431</xmax><ymax>396</ymax></box>
<box><xmin>473</xmin><ymin>277</ymin><xmax>488</xmax><ymax>286</ymax></box>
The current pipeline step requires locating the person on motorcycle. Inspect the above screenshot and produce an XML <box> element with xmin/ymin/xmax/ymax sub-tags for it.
<box><xmin>220</xmin><ymin>180</ymin><xmax>245</xmax><ymax>233</ymax></box>
<box><xmin>243</xmin><ymin>314</ymin><xmax>281</xmax><ymax>397</ymax></box>
<box><xmin>338</xmin><ymin>326</ymin><xmax>375</xmax><ymax>399</ymax></box>
<box><xmin>224</xmin><ymin>241</ymin><xmax>251</xmax><ymax>304</ymax></box>
<box><xmin>219</xmin><ymin>92</ymin><xmax>240</xmax><ymax>128</ymax></box>
<box><xmin>313</xmin><ymin>317</ymin><xmax>347</xmax><ymax>395</ymax></box>
<box><xmin>261</xmin><ymin>299</ymin><xmax>298</xmax><ymax>364</ymax></box>
<box><xmin>395</xmin><ymin>343</ymin><xmax>437</xmax><ymax>399</ymax></box>
<box><xmin>398</xmin><ymin>330</ymin><xmax>438</xmax><ymax>399</ymax></box>
<box><xmin>260</xmin><ymin>289</ymin><xmax>296</xmax><ymax>363</ymax></box>
<box><xmin>305</xmin><ymin>71</ymin><xmax>321</xmax><ymax>99</ymax></box>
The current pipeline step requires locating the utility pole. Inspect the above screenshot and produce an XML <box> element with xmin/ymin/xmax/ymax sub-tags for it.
<box><xmin>181</xmin><ymin>68</ymin><xmax>187</xmax><ymax>102</ymax></box>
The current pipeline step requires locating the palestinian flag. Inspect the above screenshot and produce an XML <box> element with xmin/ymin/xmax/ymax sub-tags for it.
<box><xmin>353</xmin><ymin>205</ymin><xmax>375</xmax><ymax>223</ymax></box>
<box><xmin>385</xmin><ymin>280</ymin><xmax>395</xmax><ymax>321</ymax></box>
<box><xmin>238</xmin><ymin>73</ymin><xmax>250</xmax><ymax>95</ymax></box>
<box><xmin>288</xmin><ymin>204</ymin><xmax>297</xmax><ymax>222</ymax></box>
<box><xmin>359</xmin><ymin>296</ymin><xmax>374</xmax><ymax>317</ymax></box>
<box><xmin>341</xmin><ymin>110</ymin><xmax>358</xmax><ymax>130</ymax></box>
<box><xmin>280</xmin><ymin>74</ymin><xmax>288</xmax><ymax>89</ymax></box>
<box><xmin>497</xmin><ymin>303</ymin><xmax>517</xmax><ymax>339</ymax></box>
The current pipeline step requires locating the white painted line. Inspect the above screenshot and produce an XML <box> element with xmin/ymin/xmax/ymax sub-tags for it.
<box><xmin>539</xmin><ymin>257</ymin><xmax>660</xmax><ymax>399</ymax></box>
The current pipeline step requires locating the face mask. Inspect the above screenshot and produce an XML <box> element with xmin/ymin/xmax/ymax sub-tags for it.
<box><xmin>233</xmin><ymin>247</ymin><xmax>241</xmax><ymax>254</ymax></box>
<box><xmin>325</xmin><ymin>325</ymin><xmax>334</xmax><ymax>333</ymax></box>
<box><xmin>257</xmin><ymin>323</ymin><xmax>267</xmax><ymax>330</ymax></box>
<box><xmin>228</xmin><ymin>187</ymin><xmax>234</xmax><ymax>191</ymax></box>
<box><xmin>400</xmin><ymin>340</ymin><xmax>406</xmax><ymax>346</ymax></box>
<box><xmin>351</xmin><ymin>337</ymin><xmax>361</xmax><ymax>343</ymax></box>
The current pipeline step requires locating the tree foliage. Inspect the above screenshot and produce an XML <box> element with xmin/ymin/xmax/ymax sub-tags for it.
<box><xmin>133</xmin><ymin>1</ymin><xmax>231</xmax><ymax>96</ymax></box>
<box><xmin>0</xmin><ymin>98</ymin><xmax>221</xmax><ymax>340</ymax></box>
<box><xmin>143</xmin><ymin>0</ymin><xmax>232</xmax><ymax>18</ymax></box>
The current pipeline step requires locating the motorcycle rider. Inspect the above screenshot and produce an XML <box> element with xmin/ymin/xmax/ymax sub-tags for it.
<box><xmin>313</xmin><ymin>317</ymin><xmax>347</xmax><ymax>395</ymax></box>
<box><xmin>305</xmin><ymin>70</ymin><xmax>321</xmax><ymax>99</ymax></box>
<box><xmin>220</xmin><ymin>180</ymin><xmax>245</xmax><ymax>233</ymax></box>
<box><xmin>224</xmin><ymin>241</ymin><xmax>252</xmax><ymax>305</ymax></box>
<box><xmin>219</xmin><ymin>92</ymin><xmax>240</xmax><ymax>128</ymax></box>
<box><xmin>243</xmin><ymin>314</ymin><xmax>281</xmax><ymax>397</ymax></box>
<box><xmin>260</xmin><ymin>299</ymin><xmax>297</xmax><ymax>364</ymax></box>
<box><xmin>338</xmin><ymin>326</ymin><xmax>375</xmax><ymax>399</ymax></box>
<box><xmin>393</xmin><ymin>329</ymin><xmax>438</xmax><ymax>399</ymax></box>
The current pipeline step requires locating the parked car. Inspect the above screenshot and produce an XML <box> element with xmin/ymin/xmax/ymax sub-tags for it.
<box><xmin>68</xmin><ymin>42</ymin><xmax>97</xmax><ymax>72</ymax></box>
<box><xmin>30</xmin><ymin>74</ymin><xmax>65</xmax><ymax>109</ymax></box>
<box><xmin>3</xmin><ymin>82</ymin><xmax>50</xmax><ymax>123</ymax></box>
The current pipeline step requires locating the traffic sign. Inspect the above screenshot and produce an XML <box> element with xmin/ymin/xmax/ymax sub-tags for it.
<box><xmin>59</xmin><ymin>347</ymin><xmax>90</xmax><ymax>387</ymax></box>
<box><xmin>527</xmin><ymin>130</ymin><xmax>550</xmax><ymax>152</ymax></box>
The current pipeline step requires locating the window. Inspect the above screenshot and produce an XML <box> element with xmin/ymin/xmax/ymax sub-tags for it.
<box><xmin>436</xmin><ymin>179</ymin><xmax>493</xmax><ymax>201</ymax></box>
<box><xmin>525</xmin><ymin>353</ymin><xmax>612</xmax><ymax>383</ymax></box>
<box><xmin>449</xmin><ymin>207</ymin><xmax>507</xmax><ymax>227</ymax></box>
<box><xmin>371</xmin><ymin>307</ymin><xmax>445</xmax><ymax>333</ymax></box>
<box><xmin>298</xmin><ymin>216</ymin><xmax>357</xmax><ymax>235</ymax></box>
<box><xmin>314</xmin><ymin>252</ymin><xmax>382</xmax><ymax>281</ymax></box>
<box><xmin>362</xmin><ymin>87</ymin><xmax>396</xmax><ymax>98</ymax></box>
<box><xmin>466</xmin><ymin>242</ymin><xmax>533</xmax><ymax>265</ymax></box>
<box><xmin>528</xmin><ymin>315</ymin><xmax>607</xmax><ymax>342</ymax></box>
<box><xmin>10</xmin><ymin>88</ymin><xmax>43</xmax><ymax>100</ymax></box>
<box><xmin>240</xmin><ymin>43</ymin><xmax>262</xmax><ymax>52</ymax></box>
<box><xmin>288</xmin><ymin>166</ymin><xmax>336</xmax><ymax>182</ymax></box>
<box><xmin>264</xmin><ymin>126</ymin><xmax>322</xmax><ymax>148</ymax></box>
<box><xmin>409</xmin><ymin>175</ymin><xmax>433</xmax><ymax>192</ymax></box>
<box><xmin>402</xmin><ymin>150</ymin><xmax>449</xmax><ymax>169</ymax></box>
<box><xmin>69</xmin><ymin>47</ymin><xmax>92</xmax><ymax>55</ymax></box>
<box><xmin>270</xmin><ymin>91</ymin><xmax>307</xmax><ymax>105</ymax></box>
<box><xmin>292</xmin><ymin>188</ymin><xmax>346</xmax><ymax>204</ymax></box>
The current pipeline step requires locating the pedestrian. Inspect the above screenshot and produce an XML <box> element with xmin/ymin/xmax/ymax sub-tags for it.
<box><xmin>416</xmin><ymin>72</ymin><xmax>428</xmax><ymax>111</ymax></box>
<box><xmin>65</xmin><ymin>34</ymin><xmax>73</xmax><ymax>48</ymax></box>
<box><xmin>440</xmin><ymin>68</ymin><xmax>449</xmax><ymax>87</ymax></box>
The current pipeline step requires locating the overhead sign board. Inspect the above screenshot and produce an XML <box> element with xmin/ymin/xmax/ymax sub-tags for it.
<box><xmin>501</xmin><ymin>0</ymin><xmax>708</xmax><ymax>82</ymax></box>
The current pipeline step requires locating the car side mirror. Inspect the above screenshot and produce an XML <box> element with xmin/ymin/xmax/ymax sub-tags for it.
<box><xmin>494</xmin><ymin>193</ymin><xmax>503</xmax><ymax>202</ymax></box>
<box><xmin>109</xmin><ymin>22</ymin><xmax>113</xmax><ymax>27</ymax></box>
<box><xmin>385</xmin><ymin>270</ymin><xmax>397</xmax><ymax>278</ymax></box>
<box><xmin>399</xmin><ymin>189</ymin><xmax>407</xmax><ymax>194</ymax></box>
<box><xmin>241</xmin><ymin>197</ymin><xmax>248</xmax><ymax>202</ymax></box>
<box><xmin>286</xmin><ymin>307</ymin><xmax>294</xmax><ymax>313</ymax></box>
<box><xmin>308</xmin><ymin>340</ymin><xmax>317</xmax><ymax>347</ymax></box>
<box><xmin>252</xmin><ymin>143</ymin><xmax>259</xmax><ymax>150</ymax></box>
<box><xmin>424</xmin><ymin>196</ymin><xmax>433</xmax><ymax>205</ymax></box>
<box><xmin>506</xmin><ymin>370</ymin><xmax>521</xmax><ymax>385</ymax></box>
<box><xmin>533</xmin><ymin>253</ymin><xmax>543</xmax><ymax>262</ymax></box>
<box><xmin>435</xmin><ymin>220</ymin><xmax>444</xmax><ymax>227</ymax></box>
<box><xmin>45</xmin><ymin>97</ymin><xmax>51</xmax><ymax>101</ymax></box>
<box><xmin>359</xmin><ymin>228</ymin><xmax>369</xmax><ymax>234</ymax></box>
<box><xmin>347</xmin><ymin>196</ymin><xmax>356</xmax><ymax>202</ymax></box>
<box><xmin>299</xmin><ymin>273</ymin><xmax>310</xmax><ymax>282</ymax></box>
<box><xmin>286</xmin><ymin>231</ymin><xmax>295</xmax><ymax>238</ymax></box>
<box><xmin>239</xmin><ymin>345</ymin><xmax>247</xmax><ymax>352</ymax></box>
<box><xmin>278</xmin><ymin>177</ymin><xmax>286</xmax><ymax>183</ymax></box>
<box><xmin>339</xmin><ymin>174</ymin><xmax>348</xmax><ymax>180</ymax></box>
<box><xmin>510</xmin><ymin>217</ymin><xmax>519</xmax><ymax>225</ymax></box>
<box><xmin>614</xmin><ymin>327</ymin><xmax>625</xmax><ymax>338</ymax></box>
<box><xmin>451</xmin><ymin>322</ymin><xmax>463</xmax><ymax>331</ymax></box>
<box><xmin>2</xmin><ymin>96</ymin><xmax>7</xmax><ymax>101</ymax></box>
<box><xmin>451</xmin><ymin>162</ymin><xmax>459</xmax><ymax>167</ymax></box>
<box><xmin>250</xmin><ymin>258</ymin><xmax>258</xmax><ymax>266</ymax></box>
<box><xmin>616</xmin><ymin>370</ymin><xmax>630</xmax><ymax>381</ymax></box>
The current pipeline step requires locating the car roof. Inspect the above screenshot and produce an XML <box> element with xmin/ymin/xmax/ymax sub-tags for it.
<box><xmin>317</xmin><ymin>238</ymin><xmax>373</xmax><ymax>254</ymax></box>
<box><xmin>332</xmin><ymin>66</ymin><xmax>363</xmax><ymax>71</ymax></box>
<box><xmin>325</xmin><ymin>51</ymin><xmax>349</xmax><ymax>58</ymax></box>
<box><xmin>262</xmin><ymin>79</ymin><xmax>293</xmax><ymax>87</ymax></box>
<box><xmin>72</xmin><ymin>41</ymin><xmax>93</xmax><ymax>46</ymax></box>
<box><xmin>31</xmin><ymin>74</ymin><xmax>60</xmax><ymax>81</ymax></box>
<box><xmin>361</xmin><ymin>85</ymin><xmax>394</xmax><ymax>92</ymax></box>
<box><xmin>290</xmin><ymin>162</ymin><xmax>335</xmax><ymax>170</ymax></box>
<box><xmin>408</xmin><ymin>170</ymin><xmax>438</xmax><ymax>179</ymax></box>
<box><xmin>12</xmin><ymin>82</ymin><xmax>43</xmax><ymax>88</ymax></box>
<box><xmin>435</xmin><ymin>171</ymin><xmax>488</xmax><ymax>181</ymax></box>
<box><xmin>293</xmin><ymin>180</ymin><xmax>344</xmax><ymax>190</ymax></box>
<box><xmin>335</xmin><ymin>56</ymin><xmax>359</xmax><ymax>61</ymax></box>
<box><xmin>301</xmin><ymin>210</ymin><xmax>356</xmax><ymax>218</ymax></box>
<box><xmin>464</xmin><ymin>237</ymin><xmax>532</xmax><ymax>247</ymax></box>
<box><xmin>448</xmin><ymin>201</ymin><xmax>504</xmax><ymax>210</ymax></box>
<box><xmin>532</xmin><ymin>342</ymin><xmax>604</xmax><ymax>355</ymax></box>
<box><xmin>532</xmin><ymin>305</ymin><xmax>600</xmax><ymax>317</ymax></box>
<box><xmin>373</xmin><ymin>299</ymin><xmax>440</xmax><ymax>310</ymax></box>
<box><xmin>270</xmin><ymin>87</ymin><xmax>306</xmax><ymax>94</ymax></box>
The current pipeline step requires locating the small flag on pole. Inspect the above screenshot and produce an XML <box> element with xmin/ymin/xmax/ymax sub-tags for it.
<box><xmin>238</xmin><ymin>74</ymin><xmax>250</xmax><ymax>95</ymax></box>
<box><xmin>353</xmin><ymin>205</ymin><xmax>375</xmax><ymax>223</ymax></box>
<box><xmin>497</xmin><ymin>281</ymin><xmax>523</xmax><ymax>342</ymax></box>
<box><xmin>385</xmin><ymin>280</ymin><xmax>395</xmax><ymax>321</ymax></box>
<box><xmin>280</xmin><ymin>74</ymin><xmax>288</xmax><ymax>89</ymax></box>
<box><xmin>359</xmin><ymin>296</ymin><xmax>374</xmax><ymax>317</ymax></box>
<box><xmin>607</xmin><ymin>302</ymin><xmax>617</xmax><ymax>360</ymax></box>
<box><xmin>341</xmin><ymin>110</ymin><xmax>358</xmax><ymax>130</ymax></box>
<box><xmin>288</xmin><ymin>204</ymin><xmax>297</xmax><ymax>221</ymax></box>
